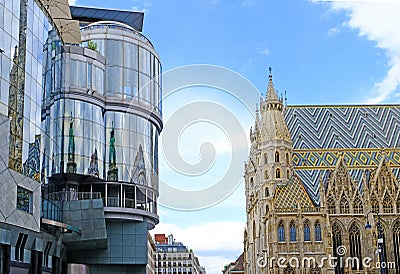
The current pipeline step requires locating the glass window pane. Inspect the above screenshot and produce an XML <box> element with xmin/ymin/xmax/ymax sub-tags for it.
<box><xmin>106</xmin><ymin>67</ymin><xmax>123</xmax><ymax>96</ymax></box>
<box><xmin>107</xmin><ymin>40</ymin><xmax>123</xmax><ymax>66</ymax></box>
<box><xmin>123</xmin><ymin>69</ymin><xmax>138</xmax><ymax>99</ymax></box>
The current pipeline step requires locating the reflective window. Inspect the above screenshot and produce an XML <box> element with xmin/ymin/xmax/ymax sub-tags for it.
<box><xmin>106</xmin><ymin>67</ymin><xmax>123</xmax><ymax>96</ymax></box>
<box><xmin>70</xmin><ymin>59</ymin><xmax>87</xmax><ymax>88</ymax></box>
<box><xmin>93</xmin><ymin>66</ymin><xmax>104</xmax><ymax>94</ymax></box>
<box><xmin>106</xmin><ymin>40</ymin><xmax>123</xmax><ymax>66</ymax></box>
<box><xmin>17</xmin><ymin>186</ymin><xmax>32</xmax><ymax>213</ymax></box>
<box><xmin>124</xmin><ymin>43</ymin><xmax>138</xmax><ymax>71</ymax></box>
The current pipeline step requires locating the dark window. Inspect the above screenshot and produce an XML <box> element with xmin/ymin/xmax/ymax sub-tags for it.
<box><xmin>340</xmin><ymin>195</ymin><xmax>349</xmax><ymax>214</ymax></box>
<box><xmin>383</xmin><ymin>194</ymin><xmax>393</xmax><ymax>213</ymax></box>
<box><xmin>17</xmin><ymin>187</ymin><xmax>32</xmax><ymax>213</ymax></box>
<box><xmin>15</xmin><ymin>233</ymin><xmax>28</xmax><ymax>262</ymax></box>
<box><xmin>353</xmin><ymin>195</ymin><xmax>363</xmax><ymax>214</ymax></box>
<box><xmin>332</xmin><ymin>223</ymin><xmax>344</xmax><ymax>274</ymax></box>
<box><xmin>328</xmin><ymin>195</ymin><xmax>336</xmax><ymax>214</ymax></box>
<box><xmin>315</xmin><ymin>221</ymin><xmax>322</xmax><ymax>241</ymax></box>
<box><xmin>304</xmin><ymin>221</ymin><xmax>310</xmax><ymax>241</ymax></box>
<box><xmin>275</xmin><ymin>151</ymin><xmax>280</xmax><ymax>162</ymax></box>
<box><xmin>276</xmin><ymin>168</ymin><xmax>281</xmax><ymax>179</ymax></box>
<box><xmin>289</xmin><ymin>221</ymin><xmax>296</xmax><ymax>242</ymax></box>
<box><xmin>393</xmin><ymin>220</ymin><xmax>400</xmax><ymax>274</ymax></box>
<box><xmin>278</xmin><ymin>221</ymin><xmax>285</xmax><ymax>242</ymax></box>
<box><xmin>349</xmin><ymin>223</ymin><xmax>362</xmax><ymax>270</ymax></box>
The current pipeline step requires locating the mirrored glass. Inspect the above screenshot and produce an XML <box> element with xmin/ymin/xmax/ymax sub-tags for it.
<box><xmin>106</xmin><ymin>67</ymin><xmax>123</xmax><ymax>96</ymax></box>
<box><xmin>106</xmin><ymin>40</ymin><xmax>123</xmax><ymax>66</ymax></box>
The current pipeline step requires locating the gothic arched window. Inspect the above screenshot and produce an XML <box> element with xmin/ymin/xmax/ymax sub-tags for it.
<box><xmin>287</xmin><ymin>170</ymin><xmax>290</xmax><ymax>179</ymax></box>
<box><xmin>371</xmin><ymin>195</ymin><xmax>379</xmax><ymax>212</ymax></box>
<box><xmin>289</xmin><ymin>220</ymin><xmax>296</xmax><ymax>242</ymax></box>
<box><xmin>264</xmin><ymin>153</ymin><xmax>268</xmax><ymax>165</ymax></box>
<box><xmin>276</xmin><ymin>168</ymin><xmax>281</xmax><ymax>179</ymax></box>
<box><xmin>340</xmin><ymin>195</ymin><xmax>350</xmax><ymax>214</ymax></box>
<box><xmin>266</xmin><ymin>205</ymin><xmax>269</xmax><ymax>215</ymax></box>
<box><xmin>304</xmin><ymin>220</ymin><xmax>311</xmax><ymax>241</ymax></box>
<box><xmin>353</xmin><ymin>195</ymin><xmax>363</xmax><ymax>214</ymax></box>
<box><xmin>275</xmin><ymin>151</ymin><xmax>280</xmax><ymax>163</ymax></box>
<box><xmin>393</xmin><ymin>220</ymin><xmax>400</xmax><ymax>274</ymax></box>
<box><xmin>332</xmin><ymin>222</ymin><xmax>344</xmax><ymax>274</ymax></box>
<box><xmin>278</xmin><ymin>221</ymin><xmax>285</xmax><ymax>242</ymax></box>
<box><xmin>328</xmin><ymin>195</ymin><xmax>336</xmax><ymax>214</ymax></box>
<box><xmin>286</xmin><ymin>153</ymin><xmax>289</xmax><ymax>165</ymax></box>
<box><xmin>397</xmin><ymin>196</ymin><xmax>400</xmax><ymax>213</ymax></box>
<box><xmin>315</xmin><ymin>221</ymin><xmax>322</xmax><ymax>241</ymax></box>
<box><xmin>349</xmin><ymin>223</ymin><xmax>363</xmax><ymax>270</ymax></box>
<box><xmin>265</xmin><ymin>187</ymin><xmax>269</xmax><ymax>197</ymax></box>
<box><xmin>383</xmin><ymin>194</ymin><xmax>393</xmax><ymax>213</ymax></box>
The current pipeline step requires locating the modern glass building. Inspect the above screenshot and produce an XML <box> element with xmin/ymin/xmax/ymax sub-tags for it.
<box><xmin>0</xmin><ymin>1</ymin><xmax>161</xmax><ymax>273</ymax></box>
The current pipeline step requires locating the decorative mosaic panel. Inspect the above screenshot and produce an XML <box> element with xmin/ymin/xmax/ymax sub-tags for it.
<box><xmin>292</xmin><ymin>149</ymin><xmax>400</xmax><ymax>169</ymax></box>
<box><xmin>285</xmin><ymin>105</ymin><xmax>400</xmax><ymax>204</ymax></box>
<box><xmin>275</xmin><ymin>175</ymin><xmax>314</xmax><ymax>209</ymax></box>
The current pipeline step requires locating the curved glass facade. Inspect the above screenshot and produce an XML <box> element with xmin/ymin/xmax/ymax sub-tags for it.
<box><xmin>81</xmin><ymin>22</ymin><xmax>162</xmax><ymax>114</ymax></box>
<box><xmin>43</xmin><ymin>21</ymin><xmax>162</xmax><ymax>218</ymax></box>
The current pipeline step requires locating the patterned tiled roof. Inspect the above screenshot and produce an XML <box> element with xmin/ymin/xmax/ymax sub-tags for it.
<box><xmin>285</xmin><ymin>105</ymin><xmax>400</xmax><ymax>204</ymax></box>
<box><xmin>274</xmin><ymin>175</ymin><xmax>315</xmax><ymax>209</ymax></box>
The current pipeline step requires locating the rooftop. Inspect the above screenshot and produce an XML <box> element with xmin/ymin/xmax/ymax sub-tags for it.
<box><xmin>70</xmin><ymin>6</ymin><xmax>144</xmax><ymax>32</ymax></box>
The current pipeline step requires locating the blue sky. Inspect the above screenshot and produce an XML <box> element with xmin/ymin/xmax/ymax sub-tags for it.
<box><xmin>70</xmin><ymin>0</ymin><xmax>400</xmax><ymax>272</ymax></box>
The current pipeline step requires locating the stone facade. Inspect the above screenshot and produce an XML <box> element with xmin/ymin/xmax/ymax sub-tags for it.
<box><xmin>244</xmin><ymin>69</ymin><xmax>400</xmax><ymax>274</ymax></box>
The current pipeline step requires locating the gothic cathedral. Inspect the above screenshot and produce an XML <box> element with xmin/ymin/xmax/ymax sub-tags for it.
<box><xmin>244</xmin><ymin>69</ymin><xmax>400</xmax><ymax>274</ymax></box>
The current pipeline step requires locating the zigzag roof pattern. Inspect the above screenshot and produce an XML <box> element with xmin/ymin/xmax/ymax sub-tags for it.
<box><xmin>284</xmin><ymin>105</ymin><xmax>400</xmax><ymax>204</ymax></box>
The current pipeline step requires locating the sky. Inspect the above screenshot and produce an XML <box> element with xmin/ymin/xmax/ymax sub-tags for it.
<box><xmin>69</xmin><ymin>0</ymin><xmax>400</xmax><ymax>273</ymax></box>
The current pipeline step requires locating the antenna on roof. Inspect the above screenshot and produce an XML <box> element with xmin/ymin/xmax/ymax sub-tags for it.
<box><xmin>284</xmin><ymin>90</ymin><xmax>287</xmax><ymax>107</ymax></box>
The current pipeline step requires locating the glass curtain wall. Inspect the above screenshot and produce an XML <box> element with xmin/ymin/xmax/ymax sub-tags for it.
<box><xmin>0</xmin><ymin>0</ymin><xmax>58</xmax><ymax>182</ymax></box>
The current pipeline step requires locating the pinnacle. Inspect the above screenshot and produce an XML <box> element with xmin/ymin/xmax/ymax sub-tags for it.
<box><xmin>266</xmin><ymin>67</ymin><xmax>279</xmax><ymax>102</ymax></box>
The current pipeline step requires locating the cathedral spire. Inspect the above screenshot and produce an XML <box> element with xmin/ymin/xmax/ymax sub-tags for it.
<box><xmin>266</xmin><ymin>67</ymin><xmax>280</xmax><ymax>102</ymax></box>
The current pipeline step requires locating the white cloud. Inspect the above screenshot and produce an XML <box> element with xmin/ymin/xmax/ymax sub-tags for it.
<box><xmin>132</xmin><ymin>0</ymin><xmax>152</xmax><ymax>13</ymax></box>
<box><xmin>68</xmin><ymin>0</ymin><xmax>76</xmax><ymax>5</ymax></box>
<box><xmin>201</xmin><ymin>255</ymin><xmax>236</xmax><ymax>274</ymax></box>
<box><xmin>242</xmin><ymin>0</ymin><xmax>254</xmax><ymax>7</ymax></box>
<box><xmin>260</xmin><ymin>48</ymin><xmax>270</xmax><ymax>55</ymax></box>
<box><xmin>327</xmin><ymin>26</ymin><xmax>340</xmax><ymax>37</ymax></box>
<box><xmin>152</xmin><ymin>222</ymin><xmax>245</xmax><ymax>273</ymax></box>
<box><xmin>327</xmin><ymin>1</ymin><xmax>400</xmax><ymax>103</ymax></box>
<box><xmin>131</xmin><ymin>6</ymin><xmax>149</xmax><ymax>13</ymax></box>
